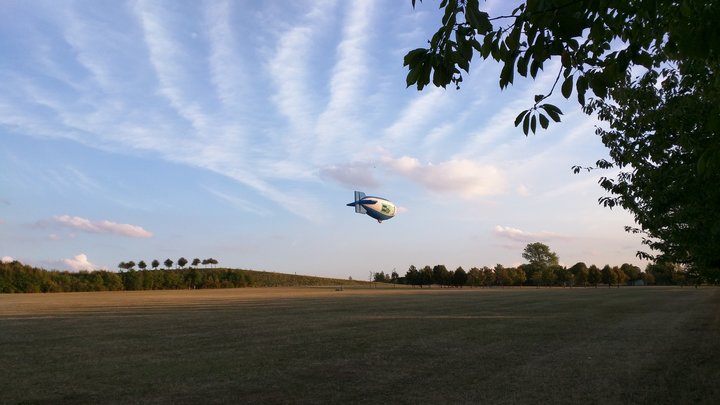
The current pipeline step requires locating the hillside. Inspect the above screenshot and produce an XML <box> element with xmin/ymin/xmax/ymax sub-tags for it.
<box><xmin>0</xmin><ymin>260</ymin><xmax>369</xmax><ymax>293</ymax></box>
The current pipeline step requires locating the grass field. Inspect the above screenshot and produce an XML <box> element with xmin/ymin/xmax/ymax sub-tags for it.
<box><xmin>1</xmin><ymin>286</ymin><xmax>719</xmax><ymax>404</ymax></box>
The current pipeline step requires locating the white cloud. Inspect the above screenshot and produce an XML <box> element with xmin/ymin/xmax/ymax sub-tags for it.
<box><xmin>319</xmin><ymin>162</ymin><xmax>381</xmax><ymax>188</ymax></box>
<box><xmin>384</xmin><ymin>88</ymin><xmax>447</xmax><ymax>144</ymax></box>
<box><xmin>383</xmin><ymin>154</ymin><xmax>505</xmax><ymax>198</ymax></box>
<box><xmin>1</xmin><ymin>256</ymin><xmax>14</xmax><ymax>263</ymax></box>
<box><xmin>54</xmin><ymin>215</ymin><xmax>153</xmax><ymax>238</ymax></box>
<box><xmin>62</xmin><ymin>253</ymin><xmax>97</xmax><ymax>271</ymax></box>
<box><xmin>315</xmin><ymin>0</ymin><xmax>375</xmax><ymax>150</ymax></box>
<box><xmin>493</xmin><ymin>225</ymin><xmax>565</xmax><ymax>243</ymax></box>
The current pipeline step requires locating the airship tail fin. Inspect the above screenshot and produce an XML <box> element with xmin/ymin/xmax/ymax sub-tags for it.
<box><xmin>350</xmin><ymin>191</ymin><xmax>367</xmax><ymax>214</ymax></box>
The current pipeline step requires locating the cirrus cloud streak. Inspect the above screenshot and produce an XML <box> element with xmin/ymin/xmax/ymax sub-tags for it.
<box><xmin>493</xmin><ymin>225</ymin><xmax>566</xmax><ymax>243</ymax></box>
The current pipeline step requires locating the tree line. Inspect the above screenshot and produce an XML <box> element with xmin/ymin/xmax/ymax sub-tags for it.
<box><xmin>0</xmin><ymin>260</ymin><xmax>366</xmax><ymax>294</ymax></box>
<box><xmin>118</xmin><ymin>257</ymin><xmax>218</xmax><ymax>271</ymax></box>
<box><xmin>375</xmin><ymin>262</ymin><xmax>697</xmax><ymax>288</ymax></box>
<box><xmin>374</xmin><ymin>242</ymin><xmax>718</xmax><ymax>287</ymax></box>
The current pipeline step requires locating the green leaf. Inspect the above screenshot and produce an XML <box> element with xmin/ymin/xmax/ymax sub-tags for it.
<box><xmin>522</xmin><ymin>112</ymin><xmax>530</xmax><ymax>135</ymax></box>
<box><xmin>539</xmin><ymin>113</ymin><xmax>549</xmax><ymax>129</ymax></box>
<box><xmin>403</xmin><ymin>48</ymin><xmax>428</xmax><ymax>67</ymax></box>
<box><xmin>516</xmin><ymin>54</ymin><xmax>528</xmax><ymax>77</ymax></box>
<box><xmin>432</xmin><ymin>65</ymin><xmax>449</xmax><ymax>88</ymax></box>
<box><xmin>540</xmin><ymin>104</ymin><xmax>563</xmax><ymax>122</ymax></box>
<box><xmin>406</xmin><ymin>65</ymin><xmax>422</xmax><ymax>87</ymax></box>
<box><xmin>506</xmin><ymin>25</ymin><xmax>521</xmax><ymax>50</ymax></box>
<box><xmin>530</xmin><ymin>114</ymin><xmax>537</xmax><ymax>133</ymax></box>
<box><xmin>576</xmin><ymin>74</ymin><xmax>588</xmax><ymax>105</ymax></box>
<box><xmin>441</xmin><ymin>0</ymin><xmax>456</xmax><ymax>26</ymax></box>
<box><xmin>561</xmin><ymin>75</ymin><xmax>573</xmax><ymax>98</ymax></box>
<box><xmin>514</xmin><ymin>109</ymin><xmax>528</xmax><ymax>127</ymax></box>
<box><xmin>530</xmin><ymin>59</ymin><xmax>540</xmax><ymax>77</ymax></box>
<box><xmin>417</xmin><ymin>60</ymin><xmax>432</xmax><ymax>90</ymax></box>
<box><xmin>466</xmin><ymin>1</ymin><xmax>492</xmax><ymax>34</ymax></box>
<box><xmin>499</xmin><ymin>59</ymin><xmax>515</xmax><ymax>89</ymax></box>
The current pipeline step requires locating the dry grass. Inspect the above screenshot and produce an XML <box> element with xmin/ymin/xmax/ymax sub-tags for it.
<box><xmin>1</xmin><ymin>286</ymin><xmax>718</xmax><ymax>404</ymax></box>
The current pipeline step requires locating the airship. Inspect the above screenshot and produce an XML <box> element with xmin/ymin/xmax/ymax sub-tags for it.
<box><xmin>346</xmin><ymin>191</ymin><xmax>396</xmax><ymax>223</ymax></box>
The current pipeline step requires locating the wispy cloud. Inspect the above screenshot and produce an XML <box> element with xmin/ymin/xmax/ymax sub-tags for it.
<box><xmin>266</xmin><ymin>2</ymin><xmax>333</xmax><ymax>144</ymax></box>
<box><xmin>53</xmin><ymin>215</ymin><xmax>153</xmax><ymax>238</ymax></box>
<box><xmin>315</xmin><ymin>0</ymin><xmax>376</xmax><ymax>153</ymax></box>
<box><xmin>493</xmin><ymin>225</ymin><xmax>566</xmax><ymax>243</ymax></box>
<box><xmin>205</xmin><ymin>187</ymin><xmax>271</xmax><ymax>216</ymax></box>
<box><xmin>205</xmin><ymin>0</ymin><xmax>246</xmax><ymax>110</ymax></box>
<box><xmin>319</xmin><ymin>162</ymin><xmax>381</xmax><ymax>189</ymax></box>
<box><xmin>383</xmin><ymin>88</ymin><xmax>448</xmax><ymax>145</ymax></box>
<box><xmin>135</xmin><ymin>2</ymin><xmax>194</xmax><ymax>123</ymax></box>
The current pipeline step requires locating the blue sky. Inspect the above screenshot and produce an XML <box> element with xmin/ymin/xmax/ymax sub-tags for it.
<box><xmin>0</xmin><ymin>0</ymin><xmax>647</xmax><ymax>279</ymax></box>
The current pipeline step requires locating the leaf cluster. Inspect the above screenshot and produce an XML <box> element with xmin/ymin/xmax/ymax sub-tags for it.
<box><xmin>405</xmin><ymin>0</ymin><xmax>717</xmax><ymax>134</ymax></box>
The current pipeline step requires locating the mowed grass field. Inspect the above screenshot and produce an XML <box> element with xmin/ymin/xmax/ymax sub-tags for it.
<box><xmin>1</xmin><ymin>287</ymin><xmax>719</xmax><ymax>404</ymax></box>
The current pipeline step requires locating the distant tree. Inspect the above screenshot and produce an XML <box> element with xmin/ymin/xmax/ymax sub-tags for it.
<box><xmin>162</xmin><ymin>270</ymin><xmax>183</xmax><ymax>289</ymax></box>
<box><xmin>121</xmin><ymin>269</ymin><xmax>142</xmax><ymax>291</ymax></box>
<box><xmin>621</xmin><ymin>263</ymin><xmax>642</xmax><ymax>285</ymax></box>
<box><xmin>191</xmin><ymin>258</ymin><xmax>201</xmax><ymax>268</ymax></box>
<box><xmin>642</xmin><ymin>270</ymin><xmax>656</xmax><ymax>285</ymax></box>
<box><xmin>530</xmin><ymin>270</ymin><xmax>543</xmax><ymax>288</ymax></box>
<box><xmin>671</xmin><ymin>266</ymin><xmax>688</xmax><ymax>286</ymax></box>
<box><xmin>554</xmin><ymin>265</ymin><xmax>571</xmax><ymax>287</ymax></box>
<box><xmin>391</xmin><ymin>270</ymin><xmax>399</xmax><ymax>284</ymax></box>
<box><xmin>177</xmin><ymin>257</ymin><xmax>188</xmax><ymax>269</ymax></box>
<box><xmin>543</xmin><ymin>265</ymin><xmax>561</xmax><ymax>287</ymax></box>
<box><xmin>646</xmin><ymin>261</ymin><xmax>680</xmax><ymax>285</ymax></box>
<box><xmin>601</xmin><ymin>265</ymin><xmax>617</xmax><ymax>287</ymax></box>
<box><xmin>522</xmin><ymin>242</ymin><xmax>559</xmax><ymax>268</ymax></box>
<box><xmin>202</xmin><ymin>258</ymin><xmax>219</xmax><ymax>268</ymax></box>
<box><xmin>482</xmin><ymin>267</ymin><xmax>495</xmax><ymax>287</ymax></box>
<box><xmin>614</xmin><ymin>266</ymin><xmax>627</xmax><ymax>287</ymax></box>
<box><xmin>588</xmin><ymin>265</ymin><xmax>601</xmax><ymax>288</ymax></box>
<box><xmin>494</xmin><ymin>264</ymin><xmax>511</xmax><ymax>286</ymax></box>
<box><xmin>452</xmin><ymin>267</ymin><xmax>468</xmax><ymax>287</ymax></box>
<box><xmin>151</xmin><ymin>259</ymin><xmax>160</xmax><ymax>270</ymax></box>
<box><xmin>569</xmin><ymin>262</ymin><xmax>589</xmax><ymax>287</ymax></box>
<box><xmin>509</xmin><ymin>267</ymin><xmax>526</xmax><ymax>286</ymax></box>
<box><xmin>467</xmin><ymin>267</ymin><xmax>482</xmax><ymax>287</ymax></box>
<box><xmin>405</xmin><ymin>265</ymin><xmax>420</xmax><ymax>287</ymax></box>
<box><xmin>520</xmin><ymin>263</ymin><xmax>543</xmax><ymax>286</ymax></box>
<box><xmin>164</xmin><ymin>259</ymin><xmax>173</xmax><ymax>269</ymax></box>
<box><xmin>118</xmin><ymin>261</ymin><xmax>128</xmax><ymax>271</ymax></box>
<box><xmin>405</xmin><ymin>265</ymin><xmax>419</xmax><ymax>287</ymax></box>
<box><xmin>126</xmin><ymin>261</ymin><xmax>136</xmax><ymax>271</ymax></box>
<box><xmin>420</xmin><ymin>266</ymin><xmax>433</xmax><ymax>288</ymax></box>
<box><xmin>101</xmin><ymin>271</ymin><xmax>123</xmax><ymax>291</ymax></box>
<box><xmin>373</xmin><ymin>271</ymin><xmax>388</xmax><ymax>283</ymax></box>
<box><xmin>432</xmin><ymin>264</ymin><xmax>450</xmax><ymax>287</ymax></box>
<box><xmin>138</xmin><ymin>260</ymin><xmax>147</xmax><ymax>271</ymax></box>
<box><xmin>186</xmin><ymin>269</ymin><xmax>202</xmax><ymax>289</ymax></box>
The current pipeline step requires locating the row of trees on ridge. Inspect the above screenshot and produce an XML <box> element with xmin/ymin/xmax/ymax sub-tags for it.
<box><xmin>118</xmin><ymin>257</ymin><xmax>218</xmax><ymax>271</ymax></box>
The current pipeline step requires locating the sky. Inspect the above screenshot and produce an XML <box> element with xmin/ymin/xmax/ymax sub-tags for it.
<box><xmin>0</xmin><ymin>0</ymin><xmax>648</xmax><ymax>280</ymax></box>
